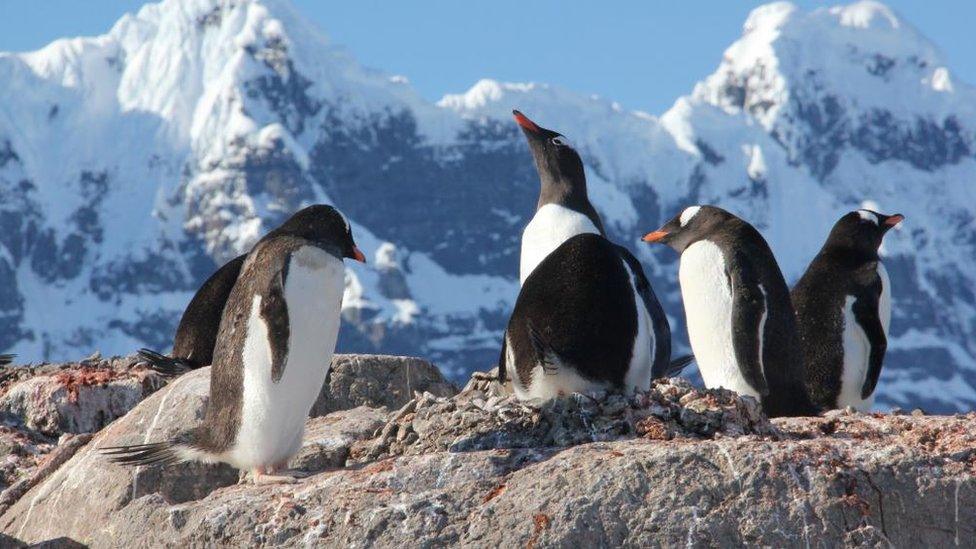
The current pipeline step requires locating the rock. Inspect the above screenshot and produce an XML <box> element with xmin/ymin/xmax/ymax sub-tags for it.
<box><xmin>0</xmin><ymin>355</ymin><xmax>165</xmax><ymax>437</ymax></box>
<box><xmin>352</xmin><ymin>377</ymin><xmax>776</xmax><ymax>463</ymax></box>
<box><xmin>9</xmin><ymin>411</ymin><xmax>975</xmax><ymax>547</ymax></box>
<box><xmin>0</xmin><ymin>354</ymin><xmax>448</xmax><ymax>543</ymax></box>
<box><xmin>289</xmin><ymin>407</ymin><xmax>387</xmax><ymax>473</ymax></box>
<box><xmin>2</xmin><ymin>364</ymin><xmax>975</xmax><ymax>547</ymax></box>
<box><xmin>311</xmin><ymin>354</ymin><xmax>457</xmax><ymax>416</ymax></box>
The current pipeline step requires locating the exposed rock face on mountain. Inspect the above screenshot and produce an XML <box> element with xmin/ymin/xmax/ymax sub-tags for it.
<box><xmin>0</xmin><ymin>0</ymin><xmax>974</xmax><ymax>412</ymax></box>
<box><xmin>1</xmin><ymin>356</ymin><xmax>973</xmax><ymax>547</ymax></box>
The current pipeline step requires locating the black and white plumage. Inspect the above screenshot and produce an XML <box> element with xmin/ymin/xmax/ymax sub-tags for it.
<box><xmin>103</xmin><ymin>205</ymin><xmax>366</xmax><ymax>483</ymax></box>
<box><xmin>644</xmin><ymin>205</ymin><xmax>817</xmax><ymax>417</ymax></box>
<box><xmin>0</xmin><ymin>354</ymin><xmax>13</xmax><ymax>366</ymax></box>
<box><xmin>513</xmin><ymin>109</ymin><xmax>606</xmax><ymax>284</ymax></box>
<box><xmin>499</xmin><ymin>233</ymin><xmax>670</xmax><ymax>400</ymax></box>
<box><xmin>139</xmin><ymin>254</ymin><xmax>246</xmax><ymax>376</ymax></box>
<box><xmin>792</xmin><ymin>209</ymin><xmax>903</xmax><ymax>411</ymax></box>
<box><xmin>511</xmin><ymin>110</ymin><xmax>679</xmax><ymax>381</ymax></box>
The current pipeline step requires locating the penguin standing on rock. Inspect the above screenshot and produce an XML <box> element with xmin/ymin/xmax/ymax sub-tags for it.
<box><xmin>103</xmin><ymin>205</ymin><xmax>366</xmax><ymax>484</ymax></box>
<box><xmin>510</xmin><ymin>110</ymin><xmax>679</xmax><ymax>380</ymax></box>
<box><xmin>643</xmin><ymin>205</ymin><xmax>817</xmax><ymax>417</ymax></box>
<box><xmin>791</xmin><ymin>209</ymin><xmax>903</xmax><ymax>412</ymax></box>
<box><xmin>138</xmin><ymin>254</ymin><xmax>246</xmax><ymax>376</ymax></box>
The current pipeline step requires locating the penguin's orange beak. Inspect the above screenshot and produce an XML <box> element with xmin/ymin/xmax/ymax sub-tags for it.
<box><xmin>884</xmin><ymin>214</ymin><xmax>904</xmax><ymax>227</ymax></box>
<box><xmin>642</xmin><ymin>230</ymin><xmax>669</xmax><ymax>243</ymax></box>
<box><xmin>513</xmin><ymin>110</ymin><xmax>541</xmax><ymax>133</ymax></box>
<box><xmin>352</xmin><ymin>246</ymin><xmax>367</xmax><ymax>263</ymax></box>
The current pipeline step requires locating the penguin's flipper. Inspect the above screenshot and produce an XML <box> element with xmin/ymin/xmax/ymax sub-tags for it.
<box><xmin>729</xmin><ymin>263</ymin><xmax>770</xmax><ymax>397</ymax></box>
<box><xmin>261</xmin><ymin>258</ymin><xmax>291</xmax><ymax>383</ymax></box>
<box><xmin>852</xmin><ymin>281</ymin><xmax>886</xmax><ymax>399</ymax></box>
<box><xmin>615</xmin><ymin>245</ymin><xmax>672</xmax><ymax>378</ymax></box>
<box><xmin>137</xmin><ymin>348</ymin><xmax>194</xmax><ymax>376</ymax></box>
<box><xmin>497</xmin><ymin>334</ymin><xmax>508</xmax><ymax>383</ymax></box>
<box><xmin>664</xmin><ymin>354</ymin><xmax>695</xmax><ymax>378</ymax></box>
<box><xmin>0</xmin><ymin>354</ymin><xmax>14</xmax><ymax>366</ymax></box>
<box><xmin>527</xmin><ymin>321</ymin><xmax>558</xmax><ymax>375</ymax></box>
<box><xmin>99</xmin><ymin>441</ymin><xmax>190</xmax><ymax>467</ymax></box>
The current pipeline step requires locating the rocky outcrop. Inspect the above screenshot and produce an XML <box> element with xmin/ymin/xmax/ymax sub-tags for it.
<box><xmin>0</xmin><ymin>353</ymin><xmax>455</xmax><ymax>530</ymax></box>
<box><xmin>1</xmin><ymin>357</ymin><xmax>973</xmax><ymax>547</ymax></box>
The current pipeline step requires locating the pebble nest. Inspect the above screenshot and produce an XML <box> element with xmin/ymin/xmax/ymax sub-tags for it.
<box><xmin>351</xmin><ymin>375</ymin><xmax>777</xmax><ymax>463</ymax></box>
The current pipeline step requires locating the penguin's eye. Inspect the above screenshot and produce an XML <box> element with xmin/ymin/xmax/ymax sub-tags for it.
<box><xmin>550</xmin><ymin>136</ymin><xmax>573</xmax><ymax>148</ymax></box>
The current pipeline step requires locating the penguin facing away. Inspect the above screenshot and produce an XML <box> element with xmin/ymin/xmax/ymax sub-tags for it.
<box><xmin>513</xmin><ymin>109</ymin><xmax>605</xmax><ymax>284</ymax></box>
<box><xmin>643</xmin><ymin>205</ymin><xmax>818</xmax><ymax>417</ymax></box>
<box><xmin>512</xmin><ymin>110</ymin><xmax>681</xmax><ymax>379</ymax></box>
<box><xmin>791</xmin><ymin>209</ymin><xmax>903</xmax><ymax>412</ymax></box>
<box><xmin>103</xmin><ymin>205</ymin><xmax>366</xmax><ymax>483</ymax></box>
<box><xmin>138</xmin><ymin>254</ymin><xmax>247</xmax><ymax>376</ymax></box>
<box><xmin>499</xmin><ymin>233</ymin><xmax>664</xmax><ymax>400</ymax></box>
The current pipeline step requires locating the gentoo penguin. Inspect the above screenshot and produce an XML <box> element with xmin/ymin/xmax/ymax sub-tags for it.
<box><xmin>643</xmin><ymin>205</ymin><xmax>817</xmax><ymax>417</ymax></box>
<box><xmin>138</xmin><ymin>254</ymin><xmax>246</xmax><ymax>376</ymax></box>
<box><xmin>499</xmin><ymin>232</ymin><xmax>670</xmax><ymax>400</ymax></box>
<box><xmin>791</xmin><ymin>209</ymin><xmax>904</xmax><ymax>412</ymax></box>
<box><xmin>513</xmin><ymin>109</ymin><xmax>605</xmax><ymax>284</ymax></box>
<box><xmin>102</xmin><ymin>205</ymin><xmax>366</xmax><ymax>483</ymax></box>
<box><xmin>512</xmin><ymin>110</ymin><xmax>679</xmax><ymax>379</ymax></box>
<box><xmin>0</xmin><ymin>354</ymin><xmax>13</xmax><ymax>366</ymax></box>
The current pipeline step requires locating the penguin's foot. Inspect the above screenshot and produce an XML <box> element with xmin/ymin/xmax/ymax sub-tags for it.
<box><xmin>251</xmin><ymin>468</ymin><xmax>298</xmax><ymax>485</ymax></box>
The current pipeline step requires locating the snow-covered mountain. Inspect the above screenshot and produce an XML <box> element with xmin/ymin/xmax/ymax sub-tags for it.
<box><xmin>1</xmin><ymin>0</ymin><xmax>973</xmax><ymax>412</ymax></box>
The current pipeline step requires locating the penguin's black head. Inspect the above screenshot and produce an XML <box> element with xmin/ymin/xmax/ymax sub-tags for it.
<box><xmin>641</xmin><ymin>205</ymin><xmax>735</xmax><ymax>253</ymax></box>
<box><xmin>825</xmin><ymin>209</ymin><xmax>903</xmax><ymax>256</ymax></box>
<box><xmin>270</xmin><ymin>205</ymin><xmax>366</xmax><ymax>263</ymax></box>
<box><xmin>513</xmin><ymin>110</ymin><xmax>586</xmax><ymax>201</ymax></box>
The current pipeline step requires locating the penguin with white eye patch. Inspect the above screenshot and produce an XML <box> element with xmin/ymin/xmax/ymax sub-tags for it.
<box><xmin>506</xmin><ymin>110</ymin><xmax>685</xmax><ymax>384</ymax></box>
<box><xmin>643</xmin><ymin>205</ymin><xmax>818</xmax><ymax>417</ymax></box>
<box><xmin>791</xmin><ymin>209</ymin><xmax>903</xmax><ymax>412</ymax></box>
<box><xmin>102</xmin><ymin>205</ymin><xmax>367</xmax><ymax>484</ymax></box>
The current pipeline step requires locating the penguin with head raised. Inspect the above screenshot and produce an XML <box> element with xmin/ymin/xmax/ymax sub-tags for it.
<box><xmin>103</xmin><ymin>205</ymin><xmax>366</xmax><ymax>483</ymax></box>
<box><xmin>643</xmin><ymin>205</ymin><xmax>817</xmax><ymax>417</ymax></box>
<box><xmin>138</xmin><ymin>254</ymin><xmax>247</xmax><ymax>376</ymax></box>
<box><xmin>513</xmin><ymin>110</ymin><xmax>605</xmax><ymax>284</ymax></box>
<box><xmin>791</xmin><ymin>209</ymin><xmax>903</xmax><ymax>412</ymax></box>
<box><xmin>510</xmin><ymin>110</ymin><xmax>680</xmax><ymax>380</ymax></box>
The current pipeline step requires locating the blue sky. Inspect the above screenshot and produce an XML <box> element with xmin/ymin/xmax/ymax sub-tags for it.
<box><xmin>0</xmin><ymin>1</ymin><xmax>973</xmax><ymax>114</ymax></box>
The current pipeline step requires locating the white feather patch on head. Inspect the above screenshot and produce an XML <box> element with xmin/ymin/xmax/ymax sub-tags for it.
<box><xmin>857</xmin><ymin>210</ymin><xmax>879</xmax><ymax>225</ymax></box>
<box><xmin>551</xmin><ymin>135</ymin><xmax>575</xmax><ymax>150</ymax></box>
<box><xmin>680</xmin><ymin>206</ymin><xmax>702</xmax><ymax>227</ymax></box>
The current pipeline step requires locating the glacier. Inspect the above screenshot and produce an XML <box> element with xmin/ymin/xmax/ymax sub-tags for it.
<box><xmin>0</xmin><ymin>0</ymin><xmax>974</xmax><ymax>412</ymax></box>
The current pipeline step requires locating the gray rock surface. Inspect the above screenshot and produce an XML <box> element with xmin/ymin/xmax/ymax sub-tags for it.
<box><xmin>1</xmin><ymin>364</ymin><xmax>974</xmax><ymax>547</ymax></box>
<box><xmin>0</xmin><ymin>354</ymin><xmax>165</xmax><ymax>437</ymax></box>
<box><xmin>313</xmin><ymin>354</ymin><xmax>458</xmax><ymax>416</ymax></box>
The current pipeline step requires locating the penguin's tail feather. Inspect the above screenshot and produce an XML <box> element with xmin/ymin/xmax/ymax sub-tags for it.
<box><xmin>0</xmin><ymin>354</ymin><xmax>14</xmax><ymax>366</ymax></box>
<box><xmin>137</xmin><ymin>348</ymin><xmax>194</xmax><ymax>377</ymax></box>
<box><xmin>660</xmin><ymin>354</ymin><xmax>695</xmax><ymax>378</ymax></box>
<box><xmin>99</xmin><ymin>441</ymin><xmax>200</xmax><ymax>467</ymax></box>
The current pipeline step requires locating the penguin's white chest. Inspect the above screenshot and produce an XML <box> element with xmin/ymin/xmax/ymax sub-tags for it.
<box><xmin>679</xmin><ymin>240</ymin><xmax>762</xmax><ymax>398</ymax></box>
<box><xmin>231</xmin><ymin>247</ymin><xmax>345</xmax><ymax>469</ymax></box>
<box><xmin>837</xmin><ymin>263</ymin><xmax>891</xmax><ymax>411</ymax></box>
<box><xmin>520</xmin><ymin>204</ymin><xmax>599</xmax><ymax>284</ymax></box>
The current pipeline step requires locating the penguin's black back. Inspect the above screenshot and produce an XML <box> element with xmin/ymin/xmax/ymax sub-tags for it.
<box><xmin>710</xmin><ymin>219</ymin><xmax>817</xmax><ymax>417</ymax></box>
<box><xmin>504</xmin><ymin>233</ymin><xmax>638</xmax><ymax>390</ymax></box>
<box><xmin>171</xmin><ymin>254</ymin><xmax>246</xmax><ymax>367</ymax></box>
<box><xmin>792</xmin><ymin>247</ymin><xmax>881</xmax><ymax>408</ymax></box>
